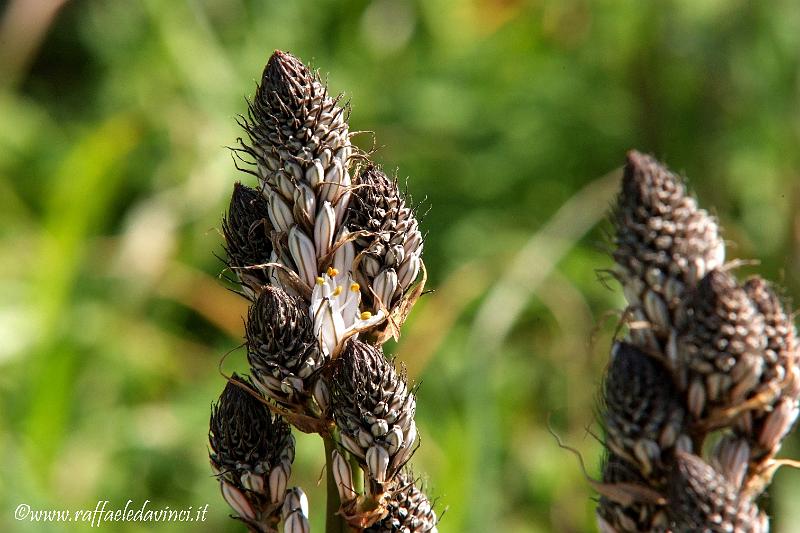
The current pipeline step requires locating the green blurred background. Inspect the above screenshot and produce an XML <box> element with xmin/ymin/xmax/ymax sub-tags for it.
<box><xmin>2</xmin><ymin>0</ymin><xmax>800</xmax><ymax>531</ymax></box>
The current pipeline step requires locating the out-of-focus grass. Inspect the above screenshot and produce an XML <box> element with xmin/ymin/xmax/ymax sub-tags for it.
<box><xmin>1</xmin><ymin>1</ymin><xmax>800</xmax><ymax>532</ymax></box>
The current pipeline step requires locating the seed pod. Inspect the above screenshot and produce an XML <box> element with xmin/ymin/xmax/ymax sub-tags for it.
<box><xmin>596</xmin><ymin>454</ymin><xmax>669</xmax><ymax>533</ymax></box>
<box><xmin>602</xmin><ymin>342</ymin><xmax>689</xmax><ymax>483</ymax></box>
<box><xmin>237</xmin><ymin>50</ymin><xmax>354</xmax><ymax>293</ymax></box>
<box><xmin>349</xmin><ymin>165</ymin><xmax>424</xmax><ymax>316</ymax></box>
<box><xmin>667</xmin><ymin>452</ymin><xmax>766</xmax><ymax>532</ymax></box>
<box><xmin>363</xmin><ymin>475</ymin><xmax>438</xmax><ymax>533</ymax></box>
<box><xmin>613</xmin><ymin>151</ymin><xmax>725</xmax><ymax>351</ymax></box>
<box><xmin>678</xmin><ymin>270</ymin><xmax>766</xmax><ymax>419</ymax></box>
<box><xmin>223</xmin><ymin>183</ymin><xmax>274</xmax><ymax>299</ymax></box>
<box><xmin>331</xmin><ymin>340</ymin><xmax>417</xmax><ymax>488</ymax></box>
<box><xmin>209</xmin><ymin>375</ymin><xmax>295</xmax><ymax>532</ymax></box>
<box><xmin>246</xmin><ymin>285</ymin><xmax>325</xmax><ymax>410</ymax></box>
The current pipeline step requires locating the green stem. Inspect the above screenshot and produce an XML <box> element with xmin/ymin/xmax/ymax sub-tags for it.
<box><xmin>349</xmin><ymin>455</ymin><xmax>364</xmax><ymax>496</ymax></box>
<box><xmin>324</xmin><ymin>436</ymin><xmax>348</xmax><ymax>533</ymax></box>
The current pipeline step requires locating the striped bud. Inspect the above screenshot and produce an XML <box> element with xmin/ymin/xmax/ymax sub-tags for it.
<box><xmin>282</xmin><ymin>487</ymin><xmax>310</xmax><ymax>533</ymax></box>
<box><xmin>711</xmin><ymin>435</ymin><xmax>751</xmax><ymax>490</ymax></box>
<box><xmin>209</xmin><ymin>375</ymin><xmax>295</xmax><ymax>531</ymax></box>
<box><xmin>331</xmin><ymin>449</ymin><xmax>358</xmax><ymax>503</ymax></box>
<box><xmin>222</xmin><ymin>183</ymin><xmax>273</xmax><ymax>299</ymax></box>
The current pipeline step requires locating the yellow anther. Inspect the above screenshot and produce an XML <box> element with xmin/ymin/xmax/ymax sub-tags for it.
<box><xmin>350</xmin><ymin>283</ymin><xmax>361</xmax><ymax>292</ymax></box>
<box><xmin>333</xmin><ymin>286</ymin><xmax>343</xmax><ymax>296</ymax></box>
<box><xmin>360</xmin><ymin>311</ymin><xmax>372</xmax><ymax>320</ymax></box>
<box><xmin>316</xmin><ymin>276</ymin><xmax>326</xmax><ymax>285</ymax></box>
<box><xmin>327</xmin><ymin>266</ymin><xmax>339</xmax><ymax>278</ymax></box>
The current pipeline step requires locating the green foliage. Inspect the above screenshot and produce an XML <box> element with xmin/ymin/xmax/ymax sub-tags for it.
<box><xmin>1</xmin><ymin>0</ymin><xmax>799</xmax><ymax>531</ymax></box>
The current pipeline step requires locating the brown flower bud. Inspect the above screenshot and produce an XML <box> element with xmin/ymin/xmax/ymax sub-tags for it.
<box><xmin>667</xmin><ymin>452</ymin><xmax>766</xmax><ymax>533</ymax></box>
<box><xmin>209</xmin><ymin>375</ymin><xmax>295</xmax><ymax>532</ymax></box>
<box><xmin>246</xmin><ymin>285</ymin><xmax>325</xmax><ymax>410</ymax></box>
<box><xmin>348</xmin><ymin>165</ymin><xmax>424</xmax><ymax>317</ymax></box>
<box><xmin>331</xmin><ymin>340</ymin><xmax>417</xmax><ymax>488</ymax></box>
<box><xmin>613</xmin><ymin>151</ymin><xmax>725</xmax><ymax>353</ymax></box>
<box><xmin>223</xmin><ymin>182</ymin><xmax>274</xmax><ymax>299</ymax></box>
<box><xmin>679</xmin><ymin>270</ymin><xmax>766</xmax><ymax>419</ymax></box>
<box><xmin>602</xmin><ymin>342</ymin><xmax>689</xmax><ymax>482</ymax></box>
<box><xmin>364</xmin><ymin>475</ymin><xmax>438</xmax><ymax>533</ymax></box>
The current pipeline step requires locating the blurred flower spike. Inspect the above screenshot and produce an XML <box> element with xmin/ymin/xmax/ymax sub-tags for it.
<box><xmin>594</xmin><ymin>151</ymin><xmax>800</xmax><ymax>532</ymax></box>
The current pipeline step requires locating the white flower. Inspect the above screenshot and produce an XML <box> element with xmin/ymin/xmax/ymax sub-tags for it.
<box><xmin>310</xmin><ymin>266</ymin><xmax>384</xmax><ymax>357</ymax></box>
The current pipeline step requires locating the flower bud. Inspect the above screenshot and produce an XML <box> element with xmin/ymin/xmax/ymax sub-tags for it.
<box><xmin>223</xmin><ymin>183</ymin><xmax>273</xmax><ymax>299</ymax></box>
<box><xmin>364</xmin><ymin>475</ymin><xmax>438</xmax><ymax>533</ymax></box>
<box><xmin>246</xmin><ymin>285</ymin><xmax>324</xmax><ymax>409</ymax></box>
<box><xmin>349</xmin><ymin>165</ymin><xmax>424</xmax><ymax>318</ymax></box>
<box><xmin>679</xmin><ymin>270</ymin><xmax>766</xmax><ymax>419</ymax></box>
<box><xmin>209</xmin><ymin>375</ymin><xmax>295</xmax><ymax>531</ymax></box>
<box><xmin>613</xmin><ymin>151</ymin><xmax>724</xmax><ymax>352</ymax></box>
<box><xmin>603</xmin><ymin>342</ymin><xmax>688</xmax><ymax>482</ymax></box>
<box><xmin>667</xmin><ymin>452</ymin><xmax>766</xmax><ymax>532</ymax></box>
<box><xmin>331</xmin><ymin>340</ymin><xmax>417</xmax><ymax>487</ymax></box>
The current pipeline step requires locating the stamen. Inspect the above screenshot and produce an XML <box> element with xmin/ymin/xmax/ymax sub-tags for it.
<box><xmin>350</xmin><ymin>283</ymin><xmax>360</xmax><ymax>292</ymax></box>
<box><xmin>316</xmin><ymin>276</ymin><xmax>326</xmax><ymax>285</ymax></box>
<box><xmin>360</xmin><ymin>311</ymin><xmax>372</xmax><ymax>320</ymax></box>
<box><xmin>333</xmin><ymin>286</ymin><xmax>343</xmax><ymax>296</ymax></box>
<box><xmin>327</xmin><ymin>266</ymin><xmax>339</xmax><ymax>278</ymax></box>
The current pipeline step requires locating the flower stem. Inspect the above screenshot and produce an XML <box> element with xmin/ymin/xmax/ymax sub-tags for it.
<box><xmin>324</xmin><ymin>436</ymin><xmax>348</xmax><ymax>533</ymax></box>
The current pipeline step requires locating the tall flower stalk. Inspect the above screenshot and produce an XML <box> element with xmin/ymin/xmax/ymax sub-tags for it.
<box><xmin>594</xmin><ymin>151</ymin><xmax>800</xmax><ymax>532</ymax></box>
<box><xmin>210</xmin><ymin>50</ymin><xmax>437</xmax><ymax>533</ymax></box>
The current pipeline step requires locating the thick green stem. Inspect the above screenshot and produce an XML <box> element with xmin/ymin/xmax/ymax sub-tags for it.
<box><xmin>324</xmin><ymin>436</ymin><xmax>348</xmax><ymax>533</ymax></box>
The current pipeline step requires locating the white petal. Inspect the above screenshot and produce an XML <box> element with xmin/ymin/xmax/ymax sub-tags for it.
<box><xmin>288</xmin><ymin>226</ymin><xmax>318</xmax><ymax>286</ymax></box>
<box><xmin>354</xmin><ymin>309</ymin><xmax>385</xmax><ymax>331</ymax></box>
<box><xmin>313</xmin><ymin>299</ymin><xmax>345</xmax><ymax>355</ymax></box>
<box><xmin>332</xmin><ymin>227</ymin><xmax>355</xmax><ymax>275</ymax></box>
<box><xmin>340</xmin><ymin>280</ymin><xmax>361</xmax><ymax>326</ymax></box>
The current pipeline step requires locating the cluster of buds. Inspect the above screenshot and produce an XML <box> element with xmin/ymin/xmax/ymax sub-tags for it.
<box><xmin>595</xmin><ymin>151</ymin><xmax>800</xmax><ymax>532</ymax></box>
<box><xmin>211</xmin><ymin>50</ymin><xmax>437</xmax><ymax>532</ymax></box>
